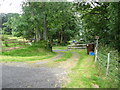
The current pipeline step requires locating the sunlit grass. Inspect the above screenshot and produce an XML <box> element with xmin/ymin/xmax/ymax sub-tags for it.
<box><xmin>1</xmin><ymin>55</ymin><xmax>54</xmax><ymax>62</ymax></box>
<box><xmin>1</xmin><ymin>44</ymin><xmax>56</xmax><ymax>62</ymax></box>
<box><xmin>55</xmin><ymin>51</ymin><xmax>72</xmax><ymax>62</ymax></box>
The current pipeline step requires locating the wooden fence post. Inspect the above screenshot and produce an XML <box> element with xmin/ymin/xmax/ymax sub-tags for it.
<box><xmin>106</xmin><ymin>53</ymin><xmax>110</xmax><ymax>77</ymax></box>
<box><xmin>95</xmin><ymin>39</ymin><xmax>98</xmax><ymax>62</ymax></box>
<box><xmin>95</xmin><ymin>48</ymin><xmax>98</xmax><ymax>62</ymax></box>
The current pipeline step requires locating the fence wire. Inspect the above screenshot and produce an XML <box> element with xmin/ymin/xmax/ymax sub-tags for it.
<box><xmin>96</xmin><ymin>52</ymin><xmax>119</xmax><ymax>83</ymax></box>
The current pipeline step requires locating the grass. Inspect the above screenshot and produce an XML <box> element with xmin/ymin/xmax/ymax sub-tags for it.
<box><xmin>64</xmin><ymin>50</ymin><xmax>96</xmax><ymax>88</ymax></box>
<box><xmin>53</xmin><ymin>46</ymin><xmax>73</xmax><ymax>62</ymax></box>
<box><xmin>1</xmin><ymin>45</ymin><xmax>56</xmax><ymax>62</ymax></box>
<box><xmin>2</xmin><ymin>46</ymin><xmax>52</xmax><ymax>57</ymax></box>
<box><xmin>1</xmin><ymin>41</ymin><xmax>68</xmax><ymax>62</ymax></box>
<box><xmin>64</xmin><ymin>49</ymin><xmax>119</xmax><ymax>88</ymax></box>
<box><xmin>96</xmin><ymin>45</ymin><xmax>119</xmax><ymax>88</ymax></box>
<box><xmin>1</xmin><ymin>55</ymin><xmax>54</xmax><ymax>62</ymax></box>
<box><xmin>55</xmin><ymin>51</ymin><xmax>72</xmax><ymax>62</ymax></box>
<box><xmin>52</xmin><ymin>46</ymin><xmax>67</xmax><ymax>50</ymax></box>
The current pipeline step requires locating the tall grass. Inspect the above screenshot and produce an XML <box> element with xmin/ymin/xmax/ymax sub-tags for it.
<box><xmin>96</xmin><ymin>44</ymin><xmax>119</xmax><ymax>88</ymax></box>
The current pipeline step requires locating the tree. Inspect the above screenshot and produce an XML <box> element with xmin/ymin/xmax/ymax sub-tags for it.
<box><xmin>1</xmin><ymin>13</ymin><xmax>19</xmax><ymax>35</ymax></box>
<box><xmin>5</xmin><ymin>2</ymin><xmax>78</xmax><ymax>45</ymax></box>
<box><xmin>74</xmin><ymin>2</ymin><xmax>120</xmax><ymax>51</ymax></box>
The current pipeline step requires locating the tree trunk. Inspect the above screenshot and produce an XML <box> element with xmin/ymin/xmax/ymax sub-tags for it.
<box><xmin>43</xmin><ymin>14</ymin><xmax>47</xmax><ymax>41</ymax></box>
<box><xmin>36</xmin><ymin>26</ymin><xmax>41</xmax><ymax>42</ymax></box>
<box><xmin>60</xmin><ymin>26</ymin><xmax>64</xmax><ymax>44</ymax></box>
<box><xmin>58</xmin><ymin>31</ymin><xmax>61</xmax><ymax>44</ymax></box>
<box><xmin>60</xmin><ymin>32</ymin><xmax>63</xmax><ymax>44</ymax></box>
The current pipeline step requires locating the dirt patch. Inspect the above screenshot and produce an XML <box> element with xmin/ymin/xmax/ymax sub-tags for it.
<box><xmin>58</xmin><ymin>52</ymin><xmax>79</xmax><ymax>69</ymax></box>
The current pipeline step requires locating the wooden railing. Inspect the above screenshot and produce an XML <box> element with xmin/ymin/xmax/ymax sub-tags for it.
<box><xmin>3</xmin><ymin>39</ymin><xmax>29</xmax><ymax>47</ymax></box>
<box><xmin>67</xmin><ymin>44</ymin><xmax>86</xmax><ymax>49</ymax></box>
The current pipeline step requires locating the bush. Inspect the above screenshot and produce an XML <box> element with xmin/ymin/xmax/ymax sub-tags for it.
<box><xmin>32</xmin><ymin>40</ymin><xmax>52</xmax><ymax>52</ymax></box>
<box><xmin>98</xmin><ymin>44</ymin><xmax>118</xmax><ymax>61</ymax></box>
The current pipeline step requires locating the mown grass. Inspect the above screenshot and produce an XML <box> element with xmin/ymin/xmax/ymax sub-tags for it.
<box><xmin>64</xmin><ymin>49</ymin><xmax>119</xmax><ymax>88</ymax></box>
<box><xmin>1</xmin><ymin>44</ymin><xmax>56</xmax><ymax>62</ymax></box>
<box><xmin>1</xmin><ymin>55</ymin><xmax>54</xmax><ymax>62</ymax></box>
<box><xmin>2</xmin><ymin>46</ymin><xmax>52</xmax><ymax>57</ymax></box>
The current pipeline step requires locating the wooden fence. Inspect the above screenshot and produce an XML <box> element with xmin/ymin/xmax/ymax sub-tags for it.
<box><xmin>3</xmin><ymin>39</ymin><xmax>29</xmax><ymax>47</ymax></box>
<box><xmin>67</xmin><ymin>44</ymin><xmax>86</xmax><ymax>49</ymax></box>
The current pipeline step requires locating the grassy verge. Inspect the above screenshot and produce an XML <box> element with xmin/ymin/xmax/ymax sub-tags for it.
<box><xmin>64</xmin><ymin>49</ymin><xmax>118</xmax><ymax>88</ymax></box>
<box><xmin>64</xmin><ymin>50</ymin><xmax>96</xmax><ymax>88</ymax></box>
<box><xmin>1</xmin><ymin>45</ymin><xmax>56</xmax><ymax>62</ymax></box>
<box><xmin>96</xmin><ymin>45</ymin><xmax>119</xmax><ymax>88</ymax></box>
<box><xmin>1</xmin><ymin>55</ymin><xmax>55</xmax><ymax>62</ymax></box>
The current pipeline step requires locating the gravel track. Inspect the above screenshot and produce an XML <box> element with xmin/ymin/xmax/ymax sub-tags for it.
<box><xmin>2</xmin><ymin>49</ymin><xmax>79</xmax><ymax>88</ymax></box>
<box><xmin>2</xmin><ymin>65</ymin><xmax>66</xmax><ymax>88</ymax></box>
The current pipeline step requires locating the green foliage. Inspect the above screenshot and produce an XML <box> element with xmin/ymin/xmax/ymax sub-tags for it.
<box><xmin>2</xmin><ymin>2</ymin><xmax>120</xmax><ymax>49</ymax></box>
<box><xmin>4</xmin><ymin>41</ymin><xmax>9</xmax><ymax>47</ymax></box>
<box><xmin>2</xmin><ymin>13</ymin><xmax>19</xmax><ymax>35</ymax></box>
<box><xmin>32</xmin><ymin>40</ymin><xmax>52</xmax><ymax>51</ymax></box>
<box><xmin>75</xmin><ymin>2</ymin><xmax>120</xmax><ymax>50</ymax></box>
<box><xmin>3</xmin><ymin>2</ymin><xmax>79</xmax><ymax>45</ymax></box>
<box><xmin>1</xmin><ymin>35</ymin><xmax>8</xmax><ymax>41</ymax></box>
<box><xmin>97</xmin><ymin>44</ymin><xmax>119</xmax><ymax>88</ymax></box>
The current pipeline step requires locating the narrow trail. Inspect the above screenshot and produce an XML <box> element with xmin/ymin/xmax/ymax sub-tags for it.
<box><xmin>2</xmin><ymin>49</ymin><xmax>79</xmax><ymax>88</ymax></box>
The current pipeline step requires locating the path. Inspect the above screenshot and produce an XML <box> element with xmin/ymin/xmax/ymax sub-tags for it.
<box><xmin>2</xmin><ymin>49</ymin><xmax>79</xmax><ymax>88</ymax></box>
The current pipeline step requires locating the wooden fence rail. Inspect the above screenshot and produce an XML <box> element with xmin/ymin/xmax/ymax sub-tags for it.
<box><xmin>3</xmin><ymin>40</ymin><xmax>29</xmax><ymax>47</ymax></box>
<box><xmin>67</xmin><ymin>44</ymin><xmax>86</xmax><ymax>49</ymax></box>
